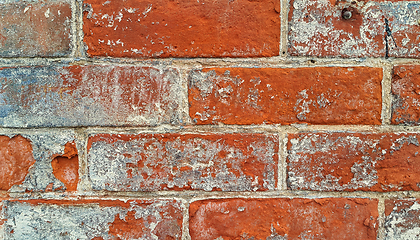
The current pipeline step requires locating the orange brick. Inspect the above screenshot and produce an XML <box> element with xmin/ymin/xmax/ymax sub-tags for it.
<box><xmin>1</xmin><ymin>199</ymin><xmax>183</xmax><ymax>239</ymax></box>
<box><xmin>289</xmin><ymin>0</ymin><xmax>420</xmax><ymax>58</ymax></box>
<box><xmin>87</xmin><ymin>133</ymin><xmax>278</xmax><ymax>191</ymax></box>
<box><xmin>0</xmin><ymin>1</ymin><xmax>71</xmax><ymax>57</ymax></box>
<box><xmin>288</xmin><ymin>132</ymin><xmax>420</xmax><ymax>192</ymax></box>
<box><xmin>0</xmin><ymin>135</ymin><xmax>35</xmax><ymax>191</ymax></box>
<box><xmin>392</xmin><ymin>65</ymin><xmax>420</xmax><ymax>125</ymax></box>
<box><xmin>189</xmin><ymin>67</ymin><xmax>382</xmax><ymax>125</ymax></box>
<box><xmin>190</xmin><ymin>198</ymin><xmax>378</xmax><ymax>239</ymax></box>
<box><xmin>83</xmin><ymin>0</ymin><xmax>280</xmax><ymax>58</ymax></box>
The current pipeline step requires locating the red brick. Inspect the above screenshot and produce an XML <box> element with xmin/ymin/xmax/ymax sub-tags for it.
<box><xmin>385</xmin><ymin>199</ymin><xmax>420</xmax><ymax>239</ymax></box>
<box><xmin>289</xmin><ymin>0</ymin><xmax>420</xmax><ymax>58</ymax></box>
<box><xmin>189</xmin><ymin>198</ymin><xmax>378</xmax><ymax>239</ymax></box>
<box><xmin>0</xmin><ymin>199</ymin><xmax>183</xmax><ymax>239</ymax></box>
<box><xmin>51</xmin><ymin>142</ymin><xmax>79</xmax><ymax>191</ymax></box>
<box><xmin>189</xmin><ymin>67</ymin><xmax>382</xmax><ymax>125</ymax></box>
<box><xmin>0</xmin><ymin>1</ymin><xmax>71</xmax><ymax>57</ymax></box>
<box><xmin>87</xmin><ymin>133</ymin><xmax>278</xmax><ymax>191</ymax></box>
<box><xmin>83</xmin><ymin>0</ymin><xmax>280</xmax><ymax>58</ymax></box>
<box><xmin>288</xmin><ymin>132</ymin><xmax>420</xmax><ymax>192</ymax></box>
<box><xmin>0</xmin><ymin>65</ymin><xmax>181</xmax><ymax>127</ymax></box>
<box><xmin>392</xmin><ymin>65</ymin><xmax>420</xmax><ymax>125</ymax></box>
<box><xmin>0</xmin><ymin>135</ymin><xmax>35</xmax><ymax>191</ymax></box>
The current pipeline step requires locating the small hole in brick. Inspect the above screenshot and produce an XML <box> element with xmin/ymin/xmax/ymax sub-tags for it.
<box><xmin>310</xmin><ymin>60</ymin><xmax>316</xmax><ymax>64</ymax></box>
<box><xmin>342</xmin><ymin>9</ymin><xmax>352</xmax><ymax>20</ymax></box>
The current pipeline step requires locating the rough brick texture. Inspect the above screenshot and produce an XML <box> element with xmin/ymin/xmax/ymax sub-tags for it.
<box><xmin>83</xmin><ymin>0</ymin><xmax>280</xmax><ymax>58</ymax></box>
<box><xmin>288</xmin><ymin>132</ymin><xmax>420</xmax><ymax>192</ymax></box>
<box><xmin>190</xmin><ymin>198</ymin><xmax>378</xmax><ymax>239</ymax></box>
<box><xmin>0</xmin><ymin>0</ymin><xmax>72</xmax><ymax>57</ymax></box>
<box><xmin>189</xmin><ymin>67</ymin><xmax>382</xmax><ymax>125</ymax></box>
<box><xmin>392</xmin><ymin>65</ymin><xmax>420</xmax><ymax>125</ymax></box>
<box><xmin>87</xmin><ymin>133</ymin><xmax>278</xmax><ymax>191</ymax></box>
<box><xmin>289</xmin><ymin>0</ymin><xmax>420</xmax><ymax>58</ymax></box>
<box><xmin>385</xmin><ymin>199</ymin><xmax>420</xmax><ymax>239</ymax></box>
<box><xmin>0</xmin><ymin>65</ymin><xmax>182</xmax><ymax>127</ymax></box>
<box><xmin>0</xmin><ymin>132</ymin><xmax>78</xmax><ymax>192</ymax></box>
<box><xmin>2</xmin><ymin>0</ymin><xmax>420</xmax><ymax>238</ymax></box>
<box><xmin>0</xmin><ymin>199</ymin><xmax>183</xmax><ymax>239</ymax></box>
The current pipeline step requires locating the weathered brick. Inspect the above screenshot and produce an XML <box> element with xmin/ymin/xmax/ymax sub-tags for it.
<box><xmin>189</xmin><ymin>67</ymin><xmax>382</xmax><ymax>125</ymax></box>
<box><xmin>0</xmin><ymin>135</ymin><xmax>35</xmax><ymax>191</ymax></box>
<box><xmin>190</xmin><ymin>198</ymin><xmax>378</xmax><ymax>239</ymax></box>
<box><xmin>0</xmin><ymin>65</ymin><xmax>182</xmax><ymax>127</ymax></box>
<box><xmin>0</xmin><ymin>199</ymin><xmax>183</xmax><ymax>239</ymax></box>
<box><xmin>87</xmin><ymin>133</ymin><xmax>278</xmax><ymax>191</ymax></box>
<box><xmin>0</xmin><ymin>0</ymin><xmax>72</xmax><ymax>57</ymax></box>
<box><xmin>289</xmin><ymin>0</ymin><xmax>420</xmax><ymax>58</ymax></box>
<box><xmin>392</xmin><ymin>65</ymin><xmax>420</xmax><ymax>125</ymax></box>
<box><xmin>0</xmin><ymin>131</ymin><xmax>78</xmax><ymax>192</ymax></box>
<box><xmin>385</xmin><ymin>199</ymin><xmax>420</xmax><ymax>239</ymax></box>
<box><xmin>51</xmin><ymin>142</ymin><xmax>79</xmax><ymax>191</ymax></box>
<box><xmin>288</xmin><ymin>133</ymin><xmax>420</xmax><ymax>192</ymax></box>
<box><xmin>83</xmin><ymin>0</ymin><xmax>280</xmax><ymax>58</ymax></box>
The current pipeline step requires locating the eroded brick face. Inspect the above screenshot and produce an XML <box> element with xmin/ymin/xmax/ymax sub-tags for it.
<box><xmin>87</xmin><ymin>133</ymin><xmax>278</xmax><ymax>191</ymax></box>
<box><xmin>0</xmin><ymin>135</ymin><xmax>35</xmax><ymax>191</ymax></box>
<box><xmin>0</xmin><ymin>199</ymin><xmax>183</xmax><ymax>240</ymax></box>
<box><xmin>385</xmin><ymin>199</ymin><xmax>420</xmax><ymax>239</ymax></box>
<box><xmin>190</xmin><ymin>198</ymin><xmax>378</xmax><ymax>240</ymax></box>
<box><xmin>392</xmin><ymin>65</ymin><xmax>420</xmax><ymax>125</ymax></box>
<box><xmin>83</xmin><ymin>0</ymin><xmax>280</xmax><ymax>58</ymax></box>
<box><xmin>289</xmin><ymin>0</ymin><xmax>420</xmax><ymax>58</ymax></box>
<box><xmin>189</xmin><ymin>67</ymin><xmax>382</xmax><ymax>125</ymax></box>
<box><xmin>288</xmin><ymin>133</ymin><xmax>420</xmax><ymax>192</ymax></box>
<box><xmin>0</xmin><ymin>0</ymin><xmax>71</xmax><ymax>57</ymax></box>
<box><xmin>0</xmin><ymin>66</ymin><xmax>182</xmax><ymax>127</ymax></box>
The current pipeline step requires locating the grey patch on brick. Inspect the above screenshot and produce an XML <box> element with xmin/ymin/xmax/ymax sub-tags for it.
<box><xmin>88</xmin><ymin>135</ymin><xmax>277</xmax><ymax>192</ymax></box>
<box><xmin>8</xmin><ymin>131</ymin><xmax>75</xmax><ymax>192</ymax></box>
<box><xmin>1</xmin><ymin>200</ymin><xmax>182</xmax><ymax>240</ymax></box>
<box><xmin>385</xmin><ymin>201</ymin><xmax>420</xmax><ymax>240</ymax></box>
<box><xmin>0</xmin><ymin>66</ymin><xmax>183</xmax><ymax>127</ymax></box>
<box><xmin>288</xmin><ymin>134</ymin><xmax>380</xmax><ymax>191</ymax></box>
<box><xmin>289</xmin><ymin>0</ymin><xmax>420</xmax><ymax>57</ymax></box>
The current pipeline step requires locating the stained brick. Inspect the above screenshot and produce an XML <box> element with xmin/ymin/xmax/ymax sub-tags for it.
<box><xmin>385</xmin><ymin>199</ymin><xmax>420</xmax><ymax>239</ymax></box>
<box><xmin>392</xmin><ymin>65</ymin><xmax>420</xmax><ymax>125</ymax></box>
<box><xmin>87</xmin><ymin>133</ymin><xmax>278</xmax><ymax>191</ymax></box>
<box><xmin>2</xmin><ymin>131</ymin><xmax>78</xmax><ymax>192</ymax></box>
<box><xmin>190</xmin><ymin>198</ymin><xmax>378</xmax><ymax>240</ymax></box>
<box><xmin>0</xmin><ymin>0</ymin><xmax>71</xmax><ymax>57</ymax></box>
<box><xmin>0</xmin><ymin>65</ymin><xmax>182</xmax><ymax>127</ymax></box>
<box><xmin>83</xmin><ymin>0</ymin><xmax>280</xmax><ymax>58</ymax></box>
<box><xmin>0</xmin><ymin>199</ymin><xmax>183</xmax><ymax>239</ymax></box>
<box><xmin>289</xmin><ymin>0</ymin><xmax>420</xmax><ymax>58</ymax></box>
<box><xmin>288</xmin><ymin>132</ymin><xmax>420</xmax><ymax>192</ymax></box>
<box><xmin>188</xmin><ymin>67</ymin><xmax>382</xmax><ymax>125</ymax></box>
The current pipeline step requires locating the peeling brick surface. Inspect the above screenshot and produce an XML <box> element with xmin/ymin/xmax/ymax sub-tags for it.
<box><xmin>0</xmin><ymin>65</ymin><xmax>182</xmax><ymax>127</ymax></box>
<box><xmin>288</xmin><ymin>133</ymin><xmax>420</xmax><ymax>192</ymax></box>
<box><xmin>189</xmin><ymin>67</ymin><xmax>382</xmax><ymax>125</ymax></box>
<box><xmin>87</xmin><ymin>133</ymin><xmax>278</xmax><ymax>191</ymax></box>
<box><xmin>289</xmin><ymin>0</ymin><xmax>420</xmax><ymax>58</ymax></box>
<box><xmin>0</xmin><ymin>0</ymin><xmax>71</xmax><ymax>57</ymax></box>
<box><xmin>385</xmin><ymin>199</ymin><xmax>420</xmax><ymax>239</ymax></box>
<box><xmin>190</xmin><ymin>198</ymin><xmax>378</xmax><ymax>240</ymax></box>
<box><xmin>0</xmin><ymin>131</ymin><xmax>78</xmax><ymax>193</ymax></box>
<box><xmin>0</xmin><ymin>135</ymin><xmax>35</xmax><ymax>191</ymax></box>
<box><xmin>392</xmin><ymin>65</ymin><xmax>420</xmax><ymax>125</ymax></box>
<box><xmin>0</xmin><ymin>199</ymin><xmax>183</xmax><ymax>240</ymax></box>
<box><xmin>83</xmin><ymin>0</ymin><xmax>280</xmax><ymax>58</ymax></box>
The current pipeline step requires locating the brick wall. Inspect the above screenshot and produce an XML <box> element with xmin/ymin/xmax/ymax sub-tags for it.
<box><xmin>0</xmin><ymin>0</ymin><xmax>419</xmax><ymax>239</ymax></box>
